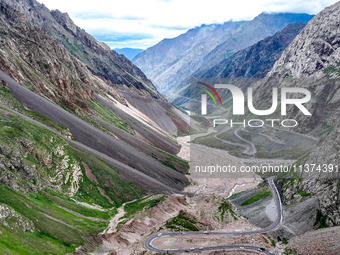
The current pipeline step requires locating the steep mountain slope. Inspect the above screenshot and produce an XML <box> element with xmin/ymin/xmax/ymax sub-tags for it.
<box><xmin>200</xmin><ymin>13</ymin><xmax>313</xmax><ymax>74</ymax></box>
<box><xmin>0</xmin><ymin>2</ymin><xmax>100</xmax><ymax>112</ymax></box>
<box><xmin>0</xmin><ymin>2</ymin><xmax>186</xmax><ymax>142</ymax></box>
<box><xmin>2</xmin><ymin>0</ymin><xmax>190</xmax><ymax>139</ymax></box>
<box><xmin>0</xmin><ymin>0</ymin><xmax>190</xmax><ymax>192</ymax></box>
<box><xmin>0</xmin><ymin>89</ymin><xmax>144</xmax><ymax>254</ymax></box>
<box><xmin>133</xmin><ymin>12</ymin><xmax>313</xmax><ymax>100</ymax></box>
<box><xmin>0</xmin><ymin>2</ymin><xmax>191</xmax><ymax>254</ymax></box>
<box><xmin>1</xmin><ymin>70</ymin><xmax>189</xmax><ymax>191</ymax></box>
<box><xmin>134</xmin><ymin>21</ymin><xmax>244</xmax><ymax>95</ymax></box>
<box><xmin>202</xmin><ymin>22</ymin><xmax>306</xmax><ymax>79</ymax></box>
<box><xmin>253</xmin><ymin>1</ymin><xmax>340</xmax><ymax>228</ymax></box>
<box><xmin>2</xmin><ymin>0</ymin><xmax>160</xmax><ymax>99</ymax></box>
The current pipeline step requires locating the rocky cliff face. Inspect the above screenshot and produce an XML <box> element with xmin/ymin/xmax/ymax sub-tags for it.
<box><xmin>256</xmin><ymin>2</ymin><xmax>340</xmax><ymax>139</ymax></box>
<box><xmin>253</xmin><ymin>1</ymin><xmax>340</xmax><ymax>228</ymax></box>
<box><xmin>202</xmin><ymin>22</ymin><xmax>306</xmax><ymax>79</ymax></box>
<box><xmin>133</xmin><ymin>12</ymin><xmax>313</xmax><ymax>100</ymax></box>
<box><xmin>301</xmin><ymin>122</ymin><xmax>340</xmax><ymax>226</ymax></box>
<box><xmin>268</xmin><ymin>4</ymin><xmax>340</xmax><ymax>79</ymax></box>
<box><xmin>2</xmin><ymin>0</ymin><xmax>160</xmax><ymax>99</ymax></box>
<box><xmin>0</xmin><ymin>2</ymin><xmax>102</xmax><ymax>112</ymax></box>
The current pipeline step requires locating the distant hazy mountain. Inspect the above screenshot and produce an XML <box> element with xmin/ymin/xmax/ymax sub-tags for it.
<box><xmin>133</xmin><ymin>12</ymin><xmax>314</xmax><ymax>101</ymax></box>
<box><xmin>133</xmin><ymin>21</ymin><xmax>245</xmax><ymax>97</ymax></box>
<box><xmin>115</xmin><ymin>48</ymin><xmax>144</xmax><ymax>61</ymax></box>
<box><xmin>171</xmin><ymin>22</ymin><xmax>306</xmax><ymax>106</ymax></box>
<box><xmin>202</xmin><ymin>22</ymin><xmax>306</xmax><ymax>79</ymax></box>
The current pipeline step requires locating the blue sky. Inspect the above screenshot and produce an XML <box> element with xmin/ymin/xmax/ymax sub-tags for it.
<box><xmin>38</xmin><ymin>0</ymin><xmax>338</xmax><ymax>49</ymax></box>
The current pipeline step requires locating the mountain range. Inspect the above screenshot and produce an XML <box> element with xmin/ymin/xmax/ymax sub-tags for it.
<box><xmin>202</xmin><ymin>22</ymin><xmax>306</xmax><ymax>79</ymax></box>
<box><xmin>172</xmin><ymin>21</ymin><xmax>308</xmax><ymax>106</ymax></box>
<box><xmin>133</xmin><ymin>12</ymin><xmax>314</xmax><ymax>103</ymax></box>
<box><xmin>0</xmin><ymin>0</ymin><xmax>339</xmax><ymax>254</ymax></box>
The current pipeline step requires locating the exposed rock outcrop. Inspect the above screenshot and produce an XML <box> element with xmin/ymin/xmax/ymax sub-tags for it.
<box><xmin>0</xmin><ymin>203</ymin><xmax>35</xmax><ymax>232</ymax></box>
<box><xmin>2</xmin><ymin>0</ymin><xmax>160</xmax><ymax>99</ymax></box>
<box><xmin>252</xmin><ymin>1</ymin><xmax>340</xmax><ymax>228</ymax></box>
<box><xmin>0</xmin><ymin>1</ymin><xmax>100</xmax><ymax>111</ymax></box>
<box><xmin>268</xmin><ymin>3</ymin><xmax>340</xmax><ymax>79</ymax></box>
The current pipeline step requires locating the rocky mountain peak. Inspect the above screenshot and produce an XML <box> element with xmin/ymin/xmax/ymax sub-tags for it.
<box><xmin>252</xmin><ymin>1</ymin><xmax>340</xmax><ymax>135</ymax></box>
<box><xmin>0</xmin><ymin>2</ymin><xmax>99</xmax><ymax>111</ymax></box>
<box><xmin>50</xmin><ymin>9</ymin><xmax>111</xmax><ymax>52</ymax></box>
<box><xmin>267</xmin><ymin>2</ymin><xmax>340</xmax><ymax>79</ymax></box>
<box><xmin>2</xmin><ymin>0</ymin><xmax>161</xmax><ymax>99</ymax></box>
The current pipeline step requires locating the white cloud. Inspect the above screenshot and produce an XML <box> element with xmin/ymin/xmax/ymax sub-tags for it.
<box><xmin>37</xmin><ymin>0</ymin><xmax>338</xmax><ymax>49</ymax></box>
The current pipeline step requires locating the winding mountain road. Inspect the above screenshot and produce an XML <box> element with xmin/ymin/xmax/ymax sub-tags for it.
<box><xmin>144</xmin><ymin>176</ymin><xmax>282</xmax><ymax>254</ymax></box>
<box><xmin>234</xmin><ymin>126</ymin><xmax>257</xmax><ymax>156</ymax></box>
<box><xmin>212</xmin><ymin>126</ymin><xmax>257</xmax><ymax>156</ymax></box>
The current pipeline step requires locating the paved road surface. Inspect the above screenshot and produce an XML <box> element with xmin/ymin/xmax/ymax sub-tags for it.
<box><xmin>213</xmin><ymin>127</ymin><xmax>256</xmax><ymax>156</ymax></box>
<box><xmin>144</xmin><ymin>177</ymin><xmax>281</xmax><ymax>254</ymax></box>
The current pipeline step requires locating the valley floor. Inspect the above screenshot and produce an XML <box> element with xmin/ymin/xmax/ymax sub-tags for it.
<box><xmin>90</xmin><ymin>131</ymin><xmax>284</xmax><ymax>255</ymax></box>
